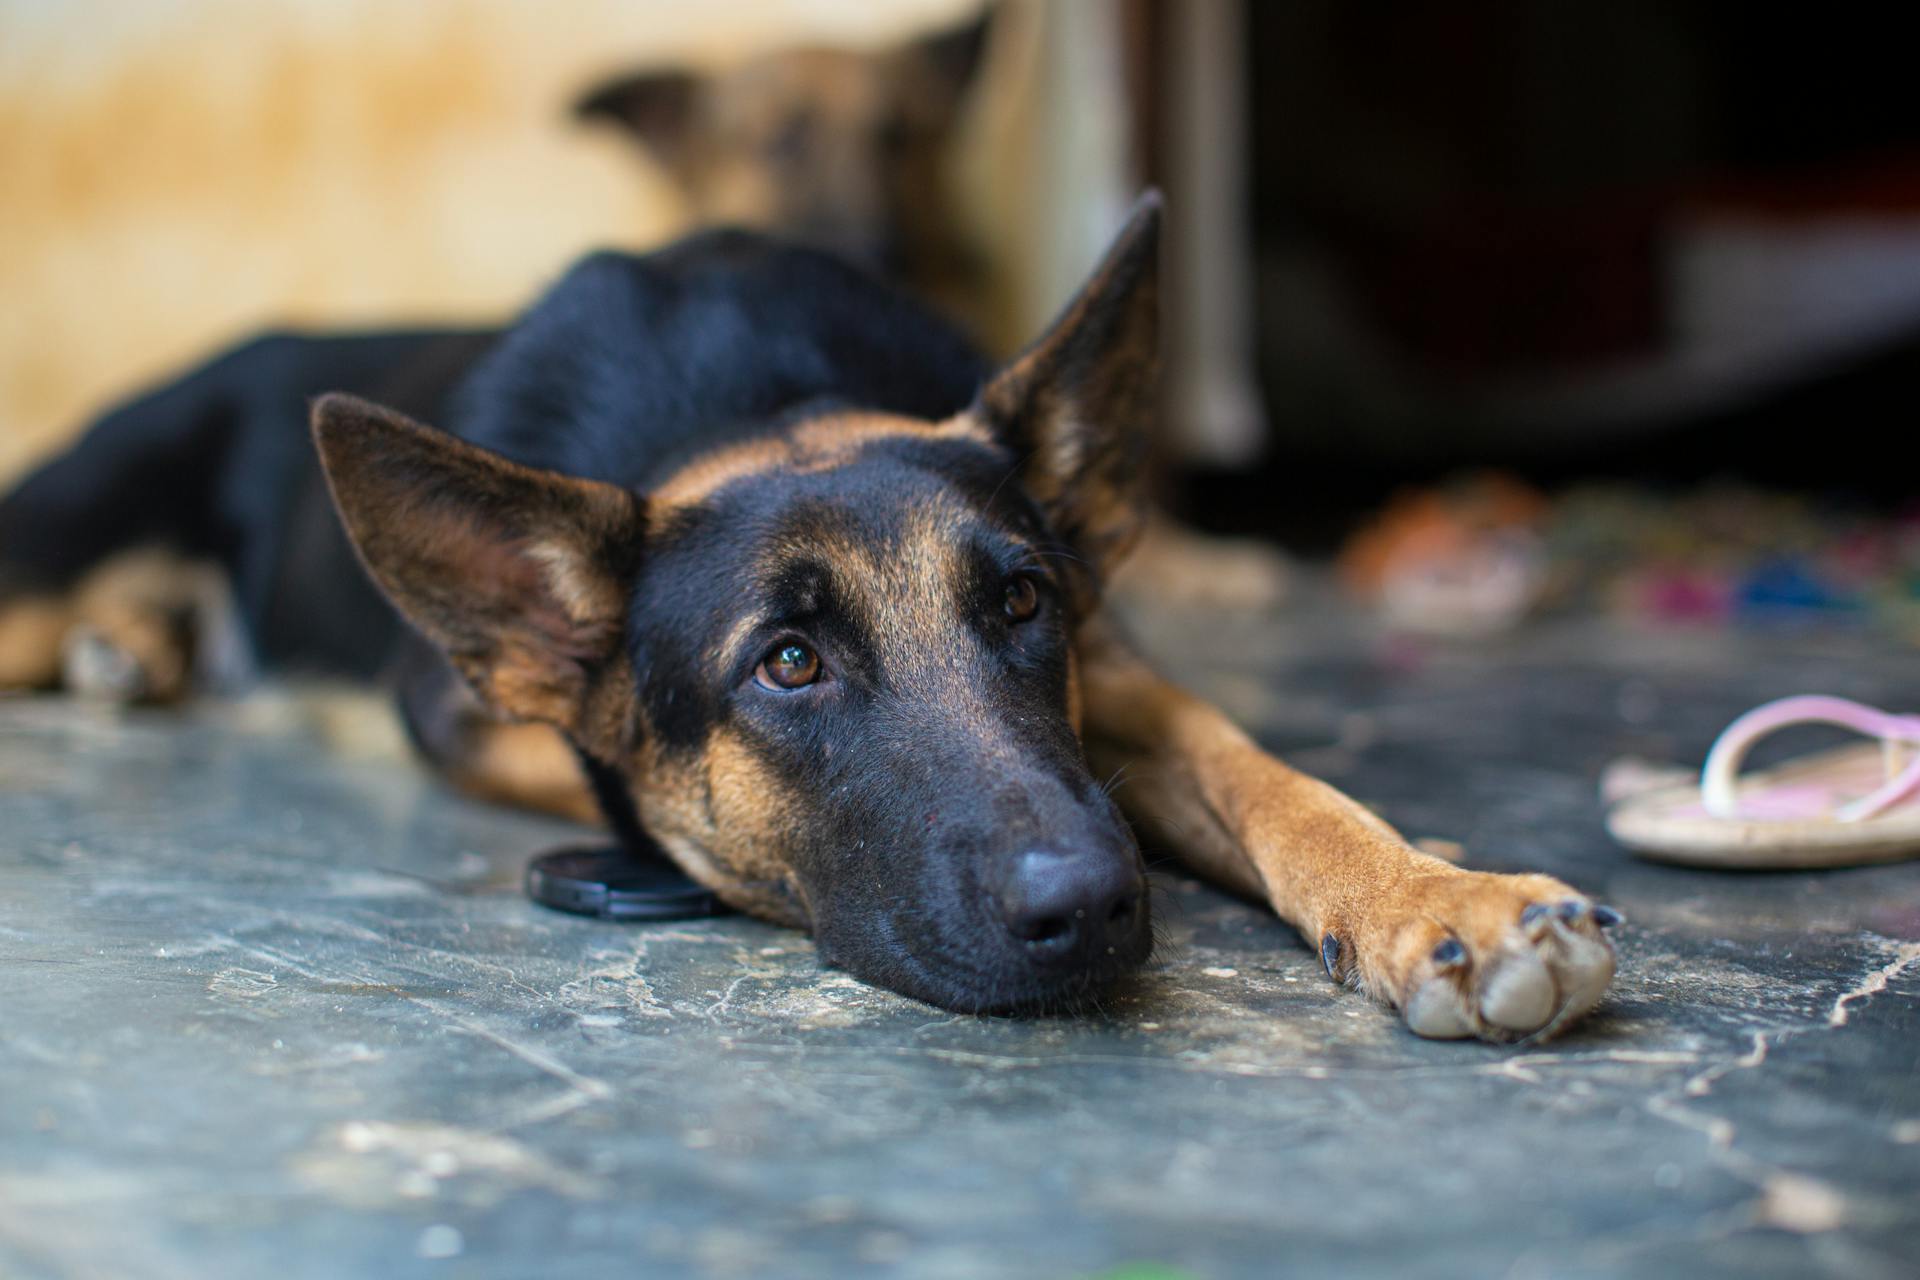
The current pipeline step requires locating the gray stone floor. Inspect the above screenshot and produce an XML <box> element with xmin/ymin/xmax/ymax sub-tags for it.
<box><xmin>3</xmin><ymin>599</ymin><xmax>1918</xmax><ymax>1279</ymax></box>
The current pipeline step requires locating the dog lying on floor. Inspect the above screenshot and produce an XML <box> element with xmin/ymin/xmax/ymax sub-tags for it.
<box><xmin>0</xmin><ymin>195</ymin><xmax>1617</xmax><ymax>1037</ymax></box>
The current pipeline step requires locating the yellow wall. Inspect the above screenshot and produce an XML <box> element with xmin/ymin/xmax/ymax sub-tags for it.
<box><xmin>0</xmin><ymin>0</ymin><xmax>974</xmax><ymax>485</ymax></box>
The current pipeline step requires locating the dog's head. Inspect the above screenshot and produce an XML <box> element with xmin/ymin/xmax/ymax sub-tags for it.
<box><xmin>314</xmin><ymin>195</ymin><xmax>1159</xmax><ymax>1013</ymax></box>
<box><xmin>572</xmin><ymin>13</ymin><xmax>988</xmax><ymax>276</ymax></box>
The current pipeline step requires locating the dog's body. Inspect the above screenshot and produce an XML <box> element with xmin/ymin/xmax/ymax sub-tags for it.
<box><xmin>0</xmin><ymin>200</ymin><xmax>1617</xmax><ymax>1036</ymax></box>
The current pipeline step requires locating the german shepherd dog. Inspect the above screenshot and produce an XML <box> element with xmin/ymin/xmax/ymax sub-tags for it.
<box><xmin>0</xmin><ymin>195</ymin><xmax>1617</xmax><ymax>1038</ymax></box>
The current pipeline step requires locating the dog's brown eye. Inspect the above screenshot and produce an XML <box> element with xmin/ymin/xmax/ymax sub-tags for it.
<box><xmin>756</xmin><ymin>642</ymin><xmax>821</xmax><ymax>690</ymax></box>
<box><xmin>1004</xmin><ymin>574</ymin><xmax>1040</xmax><ymax>623</ymax></box>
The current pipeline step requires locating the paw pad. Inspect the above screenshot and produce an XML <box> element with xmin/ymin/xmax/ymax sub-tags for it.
<box><xmin>1384</xmin><ymin>875</ymin><xmax>1619</xmax><ymax>1043</ymax></box>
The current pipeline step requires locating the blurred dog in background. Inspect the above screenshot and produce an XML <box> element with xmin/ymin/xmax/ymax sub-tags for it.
<box><xmin>574</xmin><ymin>10</ymin><xmax>991</xmax><ymax>337</ymax></box>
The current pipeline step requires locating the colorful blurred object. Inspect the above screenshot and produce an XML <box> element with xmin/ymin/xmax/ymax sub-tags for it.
<box><xmin>1343</xmin><ymin>476</ymin><xmax>1920</xmax><ymax>640</ymax></box>
<box><xmin>1337</xmin><ymin>473</ymin><xmax>1549</xmax><ymax>636</ymax></box>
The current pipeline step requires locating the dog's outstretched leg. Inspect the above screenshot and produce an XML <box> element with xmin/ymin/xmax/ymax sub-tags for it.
<box><xmin>1076</xmin><ymin>617</ymin><xmax>1617</xmax><ymax>1042</ymax></box>
<box><xmin>0</xmin><ymin>593</ymin><xmax>69</xmax><ymax>690</ymax></box>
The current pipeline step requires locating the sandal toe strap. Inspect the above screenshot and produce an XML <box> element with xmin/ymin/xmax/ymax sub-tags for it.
<box><xmin>1701</xmin><ymin>695</ymin><xmax>1920</xmax><ymax>823</ymax></box>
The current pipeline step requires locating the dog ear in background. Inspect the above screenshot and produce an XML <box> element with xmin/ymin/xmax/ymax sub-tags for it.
<box><xmin>896</xmin><ymin>4</ymin><xmax>994</xmax><ymax>115</ymax></box>
<box><xmin>572</xmin><ymin>68</ymin><xmax>702</xmax><ymax>178</ymax></box>
<box><xmin>311</xmin><ymin>394</ymin><xmax>643</xmax><ymax>753</ymax></box>
<box><xmin>976</xmin><ymin>191</ymin><xmax>1161</xmax><ymax>599</ymax></box>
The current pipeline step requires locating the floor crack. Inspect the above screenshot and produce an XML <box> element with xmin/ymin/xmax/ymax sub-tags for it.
<box><xmin>1829</xmin><ymin>940</ymin><xmax>1920</xmax><ymax>1028</ymax></box>
<box><xmin>1642</xmin><ymin>934</ymin><xmax>1920</xmax><ymax>1238</ymax></box>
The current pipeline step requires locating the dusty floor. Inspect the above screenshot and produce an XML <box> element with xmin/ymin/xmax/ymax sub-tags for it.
<box><xmin>3</xmin><ymin>600</ymin><xmax>1918</xmax><ymax>1278</ymax></box>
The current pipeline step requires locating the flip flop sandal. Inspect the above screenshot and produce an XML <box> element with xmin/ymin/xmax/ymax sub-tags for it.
<box><xmin>1605</xmin><ymin>695</ymin><xmax>1920</xmax><ymax>868</ymax></box>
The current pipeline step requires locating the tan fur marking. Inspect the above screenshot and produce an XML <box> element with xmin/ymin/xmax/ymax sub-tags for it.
<box><xmin>465</xmin><ymin>648</ymin><xmax>584</xmax><ymax>734</ymax></box>
<box><xmin>525</xmin><ymin>538</ymin><xmax>627</xmax><ymax>624</ymax></box>
<box><xmin>442</xmin><ymin>720</ymin><xmax>600</xmax><ymax>825</ymax></box>
<box><xmin>703</xmin><ymin>730</ymin><xmax>797</xmax><ymax>867</ymax></box>
<box><xmin>649</xmin><ymin>436</ymin><xmax>798</xmax><ymax>511</ymax></box>
<box><xmin>651</xmin><ymin>410</ymin><xmax>991</xmax><ymax>511</ymax></box>
<box><xmin>0</xmin><ymin>596</ymin><xmax>72</xmax><ymax>689</ymax></box>
<box><xmin>629</xmin><ymin>728</ymin><xmax>809</xmax><ymax>926</ymax></box>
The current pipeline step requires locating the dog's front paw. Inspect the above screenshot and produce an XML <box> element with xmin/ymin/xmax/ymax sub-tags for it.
<box><xmin>1326</xmin><ymin>869</ymin><xmax>1619</xmax><ymax>1042</ymax></box>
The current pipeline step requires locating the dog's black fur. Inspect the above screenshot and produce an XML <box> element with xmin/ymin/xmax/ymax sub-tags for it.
<box><xmin>0</xmin><ymin>235</ymin><xmax>984</xmax><ymax>676</ymax></box>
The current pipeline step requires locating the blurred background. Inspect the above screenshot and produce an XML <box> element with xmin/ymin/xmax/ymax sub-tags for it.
<box><xmin>5</xmin><ymin>0</ymin><xmax>1918</xmax><ymax>641</ymax></box>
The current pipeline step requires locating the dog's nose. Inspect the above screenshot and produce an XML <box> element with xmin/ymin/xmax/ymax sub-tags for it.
<box><xmin>998</xmin><ymin>847</ymin><xmax>1144</xmax><ymax>961</ymax></box>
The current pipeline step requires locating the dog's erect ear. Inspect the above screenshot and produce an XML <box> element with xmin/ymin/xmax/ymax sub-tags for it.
<box><xmin>906</xmin><ymin>5</ymin><xmax>993</xmax><ymax>101</ymax></box>
<box><xmin>976</xmin><ymin>190</ymin><xmax>1161</xmax><ymax>586</ymax></box>
<box><xmin>573</xmin><ymin>68</ymin><xmax>703</xmax><ymax>173</ymax></box>
<box><xmin>312</xmin><ymin>394</ymin><xmax>642</xmax><ymax>744</ymax></box>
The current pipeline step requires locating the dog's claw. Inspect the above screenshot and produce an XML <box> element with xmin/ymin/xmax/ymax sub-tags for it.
<box><xmin>1521</xmin><ymin>903</ymin><xmax>1550</xmax><ymax>929</ymax></box>
<box><xmin>1555</xmin><ymin>898</ymin><xmax>1587</xmax><ymax>922</ymax></box>
<box><xmin>1321</xmin><ymin>933</ymin><xmax>1341</xmax><ymax>980</ymax></box>
<box><xmin>1592</xmin><ymin>904</ymin><xmax>1623</xmax><ymax>927</ymax></box>
<box><xmin>1430</xmin><ymin>937</ymin><xmax>1466</xmax><ymax>968</ymax></box>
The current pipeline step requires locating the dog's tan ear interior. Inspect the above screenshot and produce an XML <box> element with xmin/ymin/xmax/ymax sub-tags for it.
<box><xmin>311</xmin><ymin>394</ymin><xmax>642</xmax><ymax>739</ymax></box>
<box><xmin>976</xmin><ymin>190</ymin><xmax>1161</xmax><ymax>587</ymax></box>
<box><xmin>572</xmin><ymin>68</ymin><xmax>703</xmax><ymax>174</ymax></box>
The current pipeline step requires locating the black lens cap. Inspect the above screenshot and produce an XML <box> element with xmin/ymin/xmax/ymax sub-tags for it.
<box><xmin>525</xmin><ymin>842</ymin><xmax>732</xmax><ymax>922</ymax></box>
